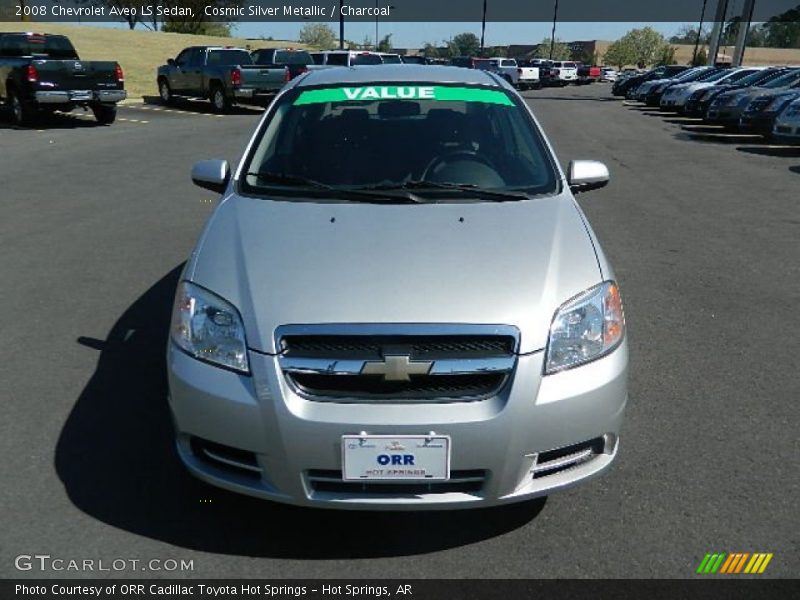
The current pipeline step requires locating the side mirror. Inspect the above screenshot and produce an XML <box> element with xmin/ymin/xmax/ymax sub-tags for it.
<box><xmin>191</xmin><ymin>160</ymin><xmax>230</xmax><ymax>194</ymax></box>
<box><xmin>568</xmin><ymin>160</ymin><xmax>609</xmax><ymax>194</ymax></box>
<box><xmin>167</xmin><ymin>58</ymin><xmax>176</xmax><ymax>67</ymax></box>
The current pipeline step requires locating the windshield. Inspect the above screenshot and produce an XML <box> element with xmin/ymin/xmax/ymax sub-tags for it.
<box><xmin>762</xmin><ymin>69</ymin><xmax>800</xmax><ymax>89</ymax></box>
<box><xmin>700</xmin><ymin>69</ymin><xmax>736</xmax><ymax>83</ymax></box>
<box><xmin>273</xmin><ymin>50</ymin><xmax>313</xmax><ymax>65</ymax></box>
<box><xmin>207</xmin><ymin>50</ymin><xmax>252</xmax><ymax>66</ymax></box>
<box><xmin>241</xmin><ymin>84</ymin><xmax>558</xmax><ymax>201</ymax></box>
<box><xmin>740</xmin><ymin>69</ymin><xmax>783</xmax><ymax>86</ymax></box>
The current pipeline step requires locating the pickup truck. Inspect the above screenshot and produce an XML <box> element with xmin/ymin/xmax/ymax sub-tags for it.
<box><xmin>251</xmin><ymin>48</ymin><xmax>319</xmax><ymax>81</ymax></box>
<box><xmin>576</xmin><ymin>63</ymin><xmax>602</xmax><ymax>85</ymax></box>
<box><xmin>516</xmin><ymin>61</ymin><xmax>541</xmax><ymax>90</ymax></box>
<box><xmin>474</xmin><ymin>58</ymin><xmax>526</xmax><ymax>88</ymax></box>
<box><xmin>157</xmin><ymin>46</ymin><xmax>288</xmax><ymax>112</ymax></box>
<box><xmin>0</xmin><ymin>32</ymin><xmax>125</xmax><ymax>125</ymax></box>
<box><xmin>551</xmin><ymin>61</ymin><xmax>579</xmax><ymax>86</ymax></box>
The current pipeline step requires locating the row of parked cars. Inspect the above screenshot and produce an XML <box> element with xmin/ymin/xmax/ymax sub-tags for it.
<box><xmin>612</xmin><ymin>63</ymin><xmax>800</xmax><ymax>143</ymax></box>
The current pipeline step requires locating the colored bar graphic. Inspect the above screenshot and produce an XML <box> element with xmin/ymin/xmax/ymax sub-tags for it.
<box><xmin>696</xmin><ymin>554</ymin><xmax>712</xmax><ymax>574</ymax></box>
<box><xmin>758</xmin><ymin>554</ymin><xmax>773</xmax><ymax>573</ymax></box>
<box><xmin>698</xmin><ymin>552</ymin><xmax>774</xmax><ymax>574</ymax></box>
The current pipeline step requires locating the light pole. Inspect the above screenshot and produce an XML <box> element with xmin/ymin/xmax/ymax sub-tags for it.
<box><xmin>480</xmin><ymin>0</ymin><xmax>487</xmax><ymax>56</ymax></box>
<box><xmin>549</xmin><ymin>0</ymin><xmax>560</xmax><ymax>60</ymax></box>
<box><xmin>339</xmin><ymin>0</ymin><xmax>345</xmax><ymax>49</ymax></box>
<box><xmin>693</xmin><ymin>0</ymin><xmax>709</xmax><ymax>65</ymax></box>
<box><xmin>374</xmin><ymin>3</ymin><xmax>395</xmax><ymax>51</ymax></box>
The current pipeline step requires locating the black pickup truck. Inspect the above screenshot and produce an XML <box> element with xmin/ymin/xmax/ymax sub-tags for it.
<box><xmin>157</xmin><ymin>46</ymin><xmax>288</xmax><ymax>112</ymax></box>
<box><xmin>0</xmin><ymin>32</ymin><xmax>126</xmax><ymax>125</ymax></box>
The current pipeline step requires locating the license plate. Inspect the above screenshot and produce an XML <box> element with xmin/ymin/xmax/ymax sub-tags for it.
<box><xmin>69</xmin><ymin>91</ymin><xmax>91</xmax><ymax>101</ymax></box>
<box><xmin>342</xmin><ymin>435</ymin><xmax>450</xmax><ymax>481</ymax></box>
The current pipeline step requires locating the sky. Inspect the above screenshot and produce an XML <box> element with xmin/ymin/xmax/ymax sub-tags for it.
<box><xmin>230</xmin><ymin>21</ymin><xmax>688</xmax><ymax>47</ymax></box>
<box><xmin>88</xmin><ymin>21</ymin><xmax>691</xmax><ymax>48</ymax></box>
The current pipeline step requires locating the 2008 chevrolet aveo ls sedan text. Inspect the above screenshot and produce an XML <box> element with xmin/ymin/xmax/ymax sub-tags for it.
<box><xmin>168</xmin><ymin>65</ymin><xmax>628</xmax><ymax>509</ymax></box>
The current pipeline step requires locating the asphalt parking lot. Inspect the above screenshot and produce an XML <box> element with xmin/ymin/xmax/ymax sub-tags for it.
<box><xmin>1</xmin><ymin>84</ymin><xmax>798</xmax><ymax>579</ymax></box>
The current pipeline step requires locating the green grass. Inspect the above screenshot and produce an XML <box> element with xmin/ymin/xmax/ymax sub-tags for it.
<box><xmin>2</xmin><ymin>23</ymin><xmax>306</xmax><ymax>100</ymax></box>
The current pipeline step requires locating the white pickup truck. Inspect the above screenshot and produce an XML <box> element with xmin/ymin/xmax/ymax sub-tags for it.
<box><xmin>551</xmin><ymin>61</ymin><xmax>579</xmax><ymax>86</ymax></box>
<box><xmin>517</xmin><ymin>60</ymin><xmax>541</xmax><ymax>90</ymax></box>
<box><xmin>475</xmin><ymin>58</ymin><xmax>539</xmax><ymax>91</ymax></box>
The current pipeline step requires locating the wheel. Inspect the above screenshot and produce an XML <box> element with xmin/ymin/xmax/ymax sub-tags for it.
<box><xmin>158</xmin><ymin>78</ymin><xmax>174</xmax><ymax>105</ymax></box>
<box><xmin>91</xmin><ymin>103</ymin><xmax>117</xmax><ymax>125</ymax></box>
<box><xmin>210</xmin><ymin>84</ymin><xmax>231</xmax><ymax>113</ymax></box>
<box><xmin>8</xmin><ymin>89</ymin><xmax>33</xmax><ymax>126</ymax></box>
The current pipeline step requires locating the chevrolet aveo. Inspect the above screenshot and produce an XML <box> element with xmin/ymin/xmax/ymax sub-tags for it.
<box><xmin>168</xmin><ymin>65</ymin><xmax>628</xmax><ymax>509</ymax></box>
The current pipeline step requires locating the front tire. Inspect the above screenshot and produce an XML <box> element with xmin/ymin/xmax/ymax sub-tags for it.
<box><xmin>92</xmin><ymin>103</ymin><xmax>117</xmax><ymax>125</ymax></box>
<box><xmin>210</xmin><ymin>84</ymin><xmax>231</xmax><ymax>113</ymax></box>
<box><xmin>158</xmin><ymin>78</ymin><xmax>174</xmax><ymax>105</ymax></box>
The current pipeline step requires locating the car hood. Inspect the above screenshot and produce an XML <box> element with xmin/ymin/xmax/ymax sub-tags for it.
<box><xmin>186</xmin><ymin>193</ymin><xmax>603</xmax><ymax>354</ymax></box>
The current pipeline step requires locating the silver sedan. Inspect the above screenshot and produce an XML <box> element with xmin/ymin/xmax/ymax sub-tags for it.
<box><xmin>168</xmin><ymin>66</ymin><xmax>628</xmax><ymax>509</ymax></box>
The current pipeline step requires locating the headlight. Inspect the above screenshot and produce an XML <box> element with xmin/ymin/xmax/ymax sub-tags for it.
<box><xmin>545</xmin><ymin>281</ymin><xmax>625</xmax><ymax>374</ymax></box>
<box><xmin>171</xmin><ymin>281</ymin><xmax>249</xmax><ymax>373</ymax></box>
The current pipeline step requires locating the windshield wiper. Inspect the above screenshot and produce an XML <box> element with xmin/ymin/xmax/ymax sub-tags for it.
<box><xmin>355</xmin><ymin>180</ymin><xmax>532</xmax><ymax>201</ymax></box>
<box><xmin>245</xmin><ymin>172</ymin><xmax>429</xmax><ymax>204</ymax></box>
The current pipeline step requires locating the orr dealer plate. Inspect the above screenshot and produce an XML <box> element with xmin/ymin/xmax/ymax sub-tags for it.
<box><xmin>342</xmin><ymin>435</ymin><xmax>451</xmax><ymax>481</ymax></box>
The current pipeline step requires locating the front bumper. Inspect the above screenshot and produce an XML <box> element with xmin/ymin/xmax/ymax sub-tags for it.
<box><xmin>34</xmin><ymin>89</ymin><xmax>126</xmax><ymax>104</ymax></box>
<box><xmin>772</xmin><ymin>120</ymin><xmax>800</xmax><ymax>142</ymax></box>
<box><xmin>739</xmin><ymin>112</ymin><xmax>778</xmax><ymax>134</ymax></box>
<box><xmin>705</xmin><ymin>106</ymin><xmax>743</xmax><ymax>125</ymax></box>
<box><xmin>168</xmin><ymin>337</ymin><xmax>628</xmax><ymax>510</ymax></box>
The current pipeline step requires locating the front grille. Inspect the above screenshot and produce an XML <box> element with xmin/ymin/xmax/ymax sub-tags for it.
<box><xmin>277</xmin><ymin>326</ymin><xmax>518</xmax><ymax>402</ymax></box>
<box><xmin>307</xmin><ymin>469</ymin><xmax>486</xmax><ymax>495</ymax></box>
<box><xmin>291</xmin><ymin>372</ymin><xmax>507</xmax><ymax>400</ymax></box>
<box><xmin>281</xmin><ymin>335</ymin><xmax>515</xmax><ymax>360</ymax></box>
<box><xmin>747</xmin><ymin>98</ymin><xmax>771</xmax><ymax>113</ymax></box>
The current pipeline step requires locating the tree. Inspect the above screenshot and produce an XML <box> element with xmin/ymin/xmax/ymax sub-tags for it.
<box><xmin>603</xmin><ymin>39</ymin><xmax>634</xmax><ymax>69</ymax></box>
<box><xmin>484</xmin><ymin>46</ymin><xmax>507</xmax><ymax>58</ymax></box>
<box><xmin>162</xmin><ymin>20</ymin><xmax>232</xmax><ymax>36</ymax></box>
<box><xmin>298</xmin><ymin>23</ymin><xmax>337</xmax><ymax>50</ymax></box>
<box><xmin>656</xmin><ymin>44</ymin><xmax>677</xmax><ymax>65</ymax></box>
<box><xmin>612</xmin><ymin>27</ymin><xmax>671</xmax><ymax>68</ymax></box>
<box><xmin>532</xmin><ymin>37</ymin><xmax>570</xmax><ymax>60</ymax></box>
<box><xmin>692</xmin><ymin>47</ymin><xmax>708</xmax><ymax>66</ymax></box>
<box><xmin>377</xmin><ymin>34</ymin><xmax>393</xmax><ymax>53</ymax></box>
<box><xmin>670</xmin><ymin>24</ymin><xmax>711</xmax><ymax>45</ymax></box>
<box><xmin>761</xmin><ymin>6</ymin><xmax>800</xmax><ymax>48</ymax></box>
<box><xmin>450</xmin><ymin>32</ymin><xmax>481</xmax><ymax>57</ymax></box>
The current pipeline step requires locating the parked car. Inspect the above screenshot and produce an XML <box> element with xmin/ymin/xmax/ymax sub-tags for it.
<box><xmin>527</xmin><ymin>59</ymin><xmax>559</xmax><ymax>86</ymax></box>
<box><xmin>173</xmin><ymin>65</ymin><xmax>628</xmax><ymax>510</ymax></box>
<box><xmin>250</xmin><ymin>48</ymin><xmax>318</xmax><ymax>80</ymax></box>
<box><xmin>474</xmin><ymin>57</ymin><xmax>521</xmax><ymax>87</ymax></box>
<box><xmin>601</xmin><ymin>67</ymin><xmax>618</xmax><ymax>82</ymax></box>
<box><xmin>706</xmin><ymin>68</ymin><xmax>800</xmax><ymax>127</ymax></box>
<box><xmin>659</xmin><ymin>67</ymin><xmax>758</xmax><ymax>113</ymax></box>
<box><xmin>636</xmin><ymin>67</ymin><xmax>716</xmax><ymax>105</ymax></box>
<box><xmin>157</xmin><ymin>46</ymin><xmax>288</xmax><ymax>112</ymax></box>
<box><xmin>683</xmin><ymin>67</ymin><xmax>788</xmax><ymax>118</ymax></box>
<box><xmin>450</xmin><ymin>56</ymin><xmax>480</xmax><ymax>69</ymax></box>
<box><xmin>613</xmin><ymin>65</ymin><xmax>687</xmax><ymax>97</ymax></box>
<box><xmin>0</xmin><ymin>32</ymin><xmax>125</xmax><ymax>125</ymax></box>
<box><xmin>309</xmin><ymin>51</ymin><xmax>383</xmax><ymax>67</ymax></box>
<box><xmin>516</xmin><ymin>61</ymin><xmax>541</xmax><ymax>90</ymax></box>
<box><xmin>739</xmin><ymin>88</ymin><xmax>800</xmax><ymax>135</ymax></box>
<box><xmin>576</xmin><ymin>63</ymin><xmax>602</xmax><ymax>84</ymax></box>
<box><xmin>377</xmin><ymin>52</ymin><xmax>403</xmax><ymax>65</ymax></box>
<box><xmin>772</xmin><ymin>96</ymin><xmax>800</xmax><ymax>143</ymax></box>
<box><xmin>551</xmin><ymin>61</ymin><xmax>579</xmax><ymax>85</ymax></box>
<box><xmin>399</xmin><ymin>55</ymin><xmax>429</xmax><ymax>65</ymax></box>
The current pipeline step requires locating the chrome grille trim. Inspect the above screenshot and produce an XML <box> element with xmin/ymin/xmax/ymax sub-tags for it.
<box><xmin>274</xmin><ymin>324</ymin><xmax>519</xmax><ymax>402</ymax></box>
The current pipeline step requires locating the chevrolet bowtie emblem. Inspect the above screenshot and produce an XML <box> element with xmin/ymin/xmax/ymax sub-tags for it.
<box><xmin>361</xmin><ymin>355</ymin><xmax>433</xmax><ymax>381</ymax></box>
